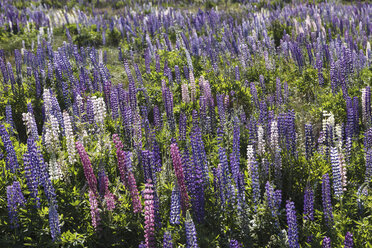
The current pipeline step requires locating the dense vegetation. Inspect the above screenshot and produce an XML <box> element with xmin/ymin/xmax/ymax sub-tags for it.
<box><xmin>0</xmin><ymin>0</ymin><xmax>371</xmax><ymax>247</ymax></box>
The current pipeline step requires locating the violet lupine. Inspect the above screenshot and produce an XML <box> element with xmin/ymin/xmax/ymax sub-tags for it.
<box><xmin>185</xmin><ymin>211</ymin><xmax>199</xmax><ymax>248</ymax></box>
<box><xmin>88</xmin><ymin>189</ymin><xmax>100</xmax><ymax>231</ymax></box>
<box><xmin>322</xmin><ymin>236</ymin><xmax>331</xmax><ymax>248</ymax></box>
<box><xmin>330</xmin><ymin>147</ymin><xmax>343</xmax><ymax>197</ymax></box>
<box><xmin>322</xmin><ymin>173</ymin><xmax>334</xmax><ymax>226</ymax></box>
<box><xmin>163</xmin><ymin>231</ymin><xmax>173</xmax><ymax>248</ymax></box>
<box><xmin>303</xmin><ymin>185</ymin><xmax>314</xmax><ymax>221</ymax></box>
<box><xmin>5</xmin><ymin>105</ymin><xmax>14</xmax><ymax>134</ymax></box>
<box><xmin>170</xmin><ymin>143</ymin><xmax>189</xmax><ymax>213</ymax></box>
<box><xmin>98</xmin><ymin>170</ymin><xmax>116</xmax><ymax>211</ymax></box>
<box><xmin>170</xmin><ymin>184</ymin><xmax>181</xmax><ymax>225</ymax></box>
<box><xmin>48</xmin><ymin>201</ymin><xmax>61</xmax><ymax>241</ymax></box>
<box><xmin>366</xmin><ymin>148</ymin><xmax>372</xmax><ymax>181</ymax></box>
<box><xmin>250</xmin><ymin>160</ymin><xmax>260</xmax><ymax>210</ymax></box>
<box><xmin>6</xmin><ymin>181</ymin><xmax>26</xmax><ymax>228</ymax></box>
<box><xmin>344</xmin><ymin>232</ymin><xmax>353</xmax><ymax>248</ymax></box>
<box><xmin>179</xmin><ymin>111</ymin><xmax>187</xmax><ymax>141</ymax></box>
<box><xmin>265</xmin><ymin>181</ymin><xmax>279</xmax><ymax>226</ymax></box>
<box><xmin>286</xmin><ymin>200</ymin><xmax>299</xmax><ymax>248</ymax></box>
<box><xmin>0</xmin><ymin>123</ymin><xmax>19</xmax><ymax>172</ymax></box>
<box><xmin>75</xmin><ymin>141</ymin><xmax>98</xmax><ymax>193</ymax></box>
<box><xmin>144</xmin><ymin>180</ymin><xmax>155</xmax><ymax>248</ymax></box>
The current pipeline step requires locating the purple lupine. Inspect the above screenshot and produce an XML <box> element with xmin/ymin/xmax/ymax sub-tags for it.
<box><xmin>88</xmin><ymin>189</ymin><xmax>100</xmax><ymax>231</ymax></box>
<box><xmin>0</xmin><ymin>124</ymin><xmax>19</xmax><ymax>172</ymax></box>
<box><xmin>305</xmin><ymin>124</ymin><xmax>313</xmax><ymax>160</ymax></box>
<box><xmin>250</xmin><ymin>82</ymin><xmax>259</xmax><ymax>108</ymax></box>
<box><xmin>276</xmin><ymin>78</ymin><xmax>282</xmax><ymax>106</ymax></box>
<box><xmin>179</xmin><ymin>111</ymin><xmax>187</xmax><ymax>141</ymax></box>
<box><xmin>286</xmin><ymin>200</ymin><xmax>299</xmax><ymax>248</ymax></box>
<box><xmin>366</xmin><ymin>148</ymin><xmax>372</xmax><ymax>180</ymax></box>
<box><xmin>303</xmin><ymin>185</ymin><xmax>314</xmax><ymax>221</ymax></box>
<box><xmin>344</xmin><ymin>232</ymin><xmax>353</xmax><ymax>248</ymax></box>
<box><xmin>163</xmin><ymin>231</ymin><xmax>173</xmax><ymax>248</ymax></box>
<box><xmin>322</xmin><ymin>173</ymin><xmax>334</xmax><ymax>226</ymax></box>
<box><xmin>170</xmin><ymin>184</ymin><xmax>181</xmax><ymax>225</ymax></box>
<box><xmin>229</xmin><ymin>239</ymin><xmax>242</xmax><ymax>248</ymax></box>
<box><xmin>175</xmin><ymin>65</ymin><xmax>181</xmax><ymax>84</ymax></box>
<box><xmin>153</xmin><ymin>105</ymin><xmax>162</xmax><ymax>129</ymax></box>
<box><xmin>75</xmin><ymin>141</ymin><xmax>98</xmax><ymax>193</ymax></box>
<box><xmin>250</xmin><ymin>160</ymin><xmax>260</xmax><ymax>210</ymax></box>
<box><xmin>185</xmin><ymin>211</ymin><xmax>199</xmax><ymax>248</ymax></box>
<box><xmin>235</xmin><ymin>66</ymin><xmax>240</xmax><ymax>81</ymax></box>
<box><xmin>144</xmin><ymin>180</ymin><xmax>155</xmax><ymax>248</ymax></box>
<box><xmin>322</xmin><ymin>236</ymin><xmax>331</xmax><ymax>248</ymax></box>
<box><xmin>110</xmin><ymin>89</ymin><xmax>119</xmax><ymax>120</ymax></box>
<box><xmin>6</xmin><ymin>181</ymin><xmax>26</xmax><ymax>228</ymax></box>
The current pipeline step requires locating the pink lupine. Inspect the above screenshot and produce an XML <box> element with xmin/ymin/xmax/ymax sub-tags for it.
<box><xmin>75</xmin><ymin>141</ymin><xmax>97</xmax><ymax>193</ymax></box>
<box><xmin>88</xmin><ymin>189</ymin><xmax>100</xmax><ymax>230</ymax></box>
<box><xmin>170</xmin><ymin>143</ymin><xmax>189</xmax><ymax>213</ymax></box>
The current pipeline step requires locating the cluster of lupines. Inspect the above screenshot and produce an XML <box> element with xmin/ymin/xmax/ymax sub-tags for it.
<box><xmin>286</xmin><ymin>200</ymin><xmax>299</xmax><ymax>248</ymax></box>
<box><xmin>0</xmin><ymin>123</ymin><xmax>19</xmax><ymax>172</ymax></box>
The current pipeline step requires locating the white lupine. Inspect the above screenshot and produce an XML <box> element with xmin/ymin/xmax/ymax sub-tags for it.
<box><xmin>335</xmin><ymin>124</ymin><xmax>343</xmax><ymax>148</ymax></box>
<box><xmin>63</xmin><ymin>111</ymin><xmax>76</xmax><ymax>164</ymax></box>
<box><xmin>257</xmin><ymin>125</ymin><xmax>265</xmax><ymax>155</ymax></box>
<box><xmin>338</xmin><ymin>152</ymin><xmax>347</xmax><ymax>191</ymax></box>
<box><xmin>43</xmin><ymin>89</ymin><xmax>53</xmax><ymax>115</ymax></box>
<box><xmin>246</xmin><ymin>145</ymin><xmax>255</xmax><ymax>176</ymax></box>
<box><xmin>181</xmin><ymin>84</ymin><xmax>190</xmax><ymax>104</ymax></box>
<box><xmin>92</xmin><ymin>96</ymin><xmax>106</xmax><ymax>124</ymax></box>
<box><xmin>322</xmin><ymin>111</ymin><xmax>335</xmax><ymax>143</ymax></box>
<box><xmin>270</xmin><ymin>121</ymin><xmax>279</xmax><ymax>151</ymax></box>
<box><xmin>49</xmin><ymin>155</ymin><xmax>63</xmax><ymax>180</ymax></box>
<box><xmin>22</xmin><ymin>112</ymin><xmax>38</xmax><ymax>140</ymax></box>
<box><xmin>189</xmin><ymin>71</ymin><xmax>196</xmax><ymax>102</ymax></box>
<box><xmin>44</xmin><ymin>115</ymin><xmax>60</xmax><ymax>150</ymax></box>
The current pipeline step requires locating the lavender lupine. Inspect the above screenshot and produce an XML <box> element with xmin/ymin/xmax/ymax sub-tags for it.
<box><xmin>286</xmin><ymin>200</ymin><xmax>299</xmax><ymax>248</ymax></box>
<box><xmin>163</xmin><ymin>231</ymin><xmax>173</xmax><ymax>248</ymax></box>
<box><xmin>303</xmin><ymin>185</ymin><xmax>314</xmax><ymax>221</ymax></box>
<box><xmin>170</xmin><ymin>184</ymin><xmax>181</xmax><ymax>225</ymax></box>
<box><xmin>88</xmin><ymin>189</ymin><xmax>100</xmax><ymax>231</ymax></box>
<box><xmin>144</xmin><ymin>180</ymin><xmax>155</xmax><ymax>248</ymax></box>
<box><xmin>5</xmin><ymin>105</ymin><xmax>14</xmax><ymax>134</ymax></box>
<box><xmin>322</xmin><ymin>173</ymin><xmax>334</xmax><ymax>226</ymax></box>
<box><xmin>0</xmin><ymin>123</ymin><xmax>19</xmax><ymax>172</ymax></box>
<box><xmin>229</xmin><ymin>239</ymin><xmax>242</xmax><ymax>248</ymax></box>
<box><xmin>344</xmin><ymin>232</ymin><xmax>353</xmax><ymax>248</ymax></box>
<box><xmin>330</xmin><ymin>147</ymin><xmax>343</xmax><ymax>197</ymax></box>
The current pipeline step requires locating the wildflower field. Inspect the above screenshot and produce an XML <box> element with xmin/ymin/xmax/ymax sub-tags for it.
<box><xmin>0</xmin><ymin>0</ymin><xmax>371</xmax><ymax>247</ymax></box>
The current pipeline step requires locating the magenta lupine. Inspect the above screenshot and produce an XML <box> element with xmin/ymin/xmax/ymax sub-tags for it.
<box><xmin>75</xmin><ymin>141</ymin><xmax>98</xmax><ymax>193</ymax></box>
<box><xmin>170</xmin><ymin>143</ymin><xmax>189</xmax><ymax>213</ymax></box>
<box><xmin>144</xmin><ymin>180</ymin><xmax>155</xmax><ymax>248</ymax></box>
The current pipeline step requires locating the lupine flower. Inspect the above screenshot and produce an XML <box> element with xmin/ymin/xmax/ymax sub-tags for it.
<box><xmin>63</xmin><ymin>111</ymin><xmax>76</xmax><ymax>164</ymax></box>
<box><xmin>170</xmin><ymin>184</ymin><xmax>181</xmax><ymax>225</ymax></box>
<box><xmin>163</xmin><ymin>231</ymin><xmax>173</xmax><ymax>248</ymax></box>
<box><xmin>48</xmin><ymin>201</ymin><xmax>61</xmax><ymax>241</ymax></box>
<box><xmin>330</xmin><ymin>147</ymin><xmax>343</xmax><ymax>197</ymax></box>
<box><xmin>144</xmin><ymin>180</ymin><xmax>155</xmax><ymax>248</ymax></box>
<box><xmin>6</xmin><ymin>181</ymin><xmax>26</xmax><ymax>228</ymax></box>
<box><xmin>88</xmin><ymin>189</ymin><xmax>100</xmax><ymax>231</ymax></box>
<box><xmin>286</xmin><ymin>200</ymin><xmax>299</xmax><ymax>248</ymax></box>
<box><xmin>76</xmin><ymin>141</ymin><xmax>98</xmax><ymax>193</ymax></box>
<box><xmin>229</xmin><ymin>239</ymin><xmax>242</xmax><ymax>248</ymax></box>
<box><xmin>185</xmin><ymin>211</ymin><xmax>199</xmax><ymax>248</ymax></box>
<box><xmin>170</xmin><ymin>143</ymin><xmax>189</xmax><ymax>212</ymax></box>
<box><xmin>322</xmin><ymin>236</ymin><xmax>331</xmax><ymax>248</ymax></box>
<box><xmin>305</xmin><ymin>124</ymin><xmax>313</xmax><ymax>160</ymax></box>
<box><xmin>303</xmin><ymin>185</ymin><xmax>314</xmax><ymax>221</ymax></box>
<box><xmin>344</xmin><ymin>232</ymin><xmax>353</xmax><ymax>248</ymax></box>
<box><xmin>322</xmin><ymin>173</ymin><xmax>334</xmax><ymax>226</ymax></box>
<box><xmin>0</xmin><ymin>123</ymin><xmax>19</xmax><ymax>172</ymax></box>
<box><xmin>5</xmin><ymin>105</ymin><xmax>14</xmax><ymax>134</ymax></box>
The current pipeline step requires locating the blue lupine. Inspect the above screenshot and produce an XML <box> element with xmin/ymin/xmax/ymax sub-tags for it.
<box><xmin>286</xmin><ymin>200</ymin><xmax>299</xmax><ymax>248</ymax></box>
<box><xmin>0</xmin><ymin>124</ymin><xmax>19</xmax><ymax>172</ymax></box>
<box><xmin>229</xmin><ymin>239</ymin><xmax>242</xmax><ymax>248</ymax></box>
<box><xmin>6</xmin><ymin>181</ymin><xmax>26</xmax><ymax>228</ymax></box>
<box><xmin>322</xmin><ymin>173</ymin><xmax>334</xmax><ymax>226</ymax></box>
<box><xmin>250</xmin><ymin>160</ymin><xmax>260</xmax><ymax>210</ymax></box>
<box><xmin>5</xmin><ymin>105</ymin><xmax>14</xmax><ymax>134</ymax></box>
<box><xmin>170</xmin><ymin>184</ymin><xmax>181</xmax><ymax>225</ymax></box>
<box><xmin>48</xmin><ymin>201</ymin><xmax>61</xmax><ymax>241</ymax></box>
<box><xmin>185</xmin><ymin>211</ymin><xmax>199</xmax><ymax>248</ymax></box>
